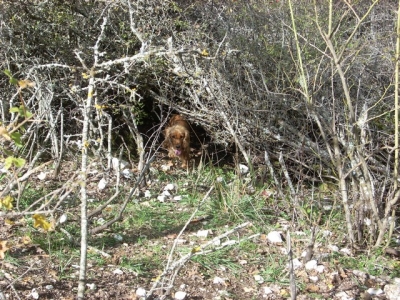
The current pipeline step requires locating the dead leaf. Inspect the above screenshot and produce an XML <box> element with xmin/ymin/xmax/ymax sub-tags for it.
<box><xmin>280</xmin><ymin>289</ymin><xmax>289</xmax><ymax>297</ymax></box>
<box><xmin>0</xmin><ymin>195</ymin><xmax>14</xmax><ymax>210</ymax></box>
<box><xmin>0</xmin><ymin>126</ymin><xmax>11</xmax><ymax>141</ymax></box>
<box><xmin>5</xmin><ymin>219</ymin><xmax>15</xmax><ymax>226</ymax></box>
<box><xmin>0</xmin><ymin>240</ymin><xmax>9</xmax><ymax>259</ymax></box>
<box><xmin>191</xmin><ymin>246</ymin><xmax>202</xmax><ymax>254</ymax></box>
<box><xmin>18</xmin><ymin>79</ymin><xmax>35</xmax><ymax>89</ymax></box>
<box><xmin>259</xmin><ymin>234</ymin><xmax>267</xmax><ymax>241</ymax></box>
<box><xmin>21</xmin><ymin>235</ymin><xmax>32</xmax><ymax>245</ymax></box>
<box><xmin>166</xmin><ymin>233</ymin><xmax>177</xmax><ymax>239</ymax></box>
<box><xmin>306</xmin><ymin>284</ymin><xmax>319</xmax><ymax>293</ymax></box>
<box><xmin>33</xmin><ymin>214</ymin><xmax>52</xmax><ymax>231</ymax></box>
<box><xmin>243</xmin><ymin>287</ymin><xmax>254</xmax><ymax>293</ymax></box>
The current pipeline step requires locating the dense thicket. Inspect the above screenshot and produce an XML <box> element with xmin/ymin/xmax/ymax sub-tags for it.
<box><xmin>0</xmin><ymin>1</ymin><xmax>398</xmax><ymax>247</ymax></box>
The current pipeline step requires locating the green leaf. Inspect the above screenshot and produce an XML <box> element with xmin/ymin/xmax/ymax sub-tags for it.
<box><xmin>3</xmin><ymin>69</ymin><xmax>18</xmax><ymax>85</ymax></box>
<box><xmin>4</xmin><ymin>156</ymin><xmax>26</xmax><ymax>170</ymax></box>
<box><xmin>3</xmin><ymin>69</ymin><xmax>12</xmax><ymax>77</ymax></box>
<box><xmin>13</xmin><ymin>157</ymin><xmax>26</xmax><ymax>168</ymax></box>
<box><xmin>4</xmin><ymin>157</ymin><xmax>14</xmax><ymax>170</ymax></box>
<box><xmin>9</xmin><ymin>107</ymin><xmax>20</xmax><ymax>113</ymax></box>
<box><xmin>9</xmin><ymin>106</ymin><xmax>32</xmax><ymax>118</ymax></box>
<box><xmin>10</xmin><ymin>132</ymin><xmax>23</xmax><ymax>147</ymax></box>
<box><xmin>24</xmin><ymin>110</ymin><xmax>33</xmax><ymax>118</ymax></box>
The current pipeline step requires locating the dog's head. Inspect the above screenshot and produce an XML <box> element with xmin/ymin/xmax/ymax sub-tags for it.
<box><xmin>166</xmin><ymin>126</ymin><xmax>187</xmax><ymax>156</ymax></box>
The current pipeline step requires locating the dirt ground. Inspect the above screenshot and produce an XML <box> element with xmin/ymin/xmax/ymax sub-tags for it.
<box><xmin>0</xmin><ymin>215</ymin><xmax>392</xmax><ymax>300</ymax></box>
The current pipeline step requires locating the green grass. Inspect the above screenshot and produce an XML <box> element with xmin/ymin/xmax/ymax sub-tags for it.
<box><xmin>329</xmin><ymin>250</ymin><xmax>399</xmax><ymax>278</ymax></box>
<box><xmin>4</xmin><ymin>160</ymin><xmax>400</xmax><ymax>299</ymax></box>
<box><xmin>192</xmin><ymin>248</ymin><xmax>242</xmax><ymax>274</ymax></box>
<box><xmin>260</xmin><ymin>256</ymin><xmax>288</xmax><ymax>284</ymax></box>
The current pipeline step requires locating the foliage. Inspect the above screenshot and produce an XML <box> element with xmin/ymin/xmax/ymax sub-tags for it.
<box><xmin>0</xmin><ymin>0</ymin><xmax>399</xmax><ymax>297</ymax></box>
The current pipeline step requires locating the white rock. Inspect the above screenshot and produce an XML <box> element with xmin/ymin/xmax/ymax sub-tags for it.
<box><xmin>267</xmin><ymin>231</ymin><xmax>282</xmax><ymax>243</ymax></box>
<box><xmin>364</xmin><ymin>218</ymin><xmax>371</xmax><ymax>226</ymax></box>
<box><xmin>294</xmin><ymin>231</ymin><xmax>306</xmax><ymax>236</ymax></box>
<box><xmin>213</xmin><ymin>239</ymin><xmax>221</xmax><ymax>246</ymax></box>
<box><xmin>161</xmin><ymin>164</ymin><xmax>171</xmax><ymax>171</ymax></box>
<box><xmin>86</xmin><ymin>283</ymin><xmax>96</xmax><ymax>290</ymax></box>
<box><xmin>162</xmin><ymin>190</ymin><xmax>171</xmax><ymax>196</ymax></box>
<box><xmin>74</xmin><ymin>140</ymin><xmax>83</xmax><ymax>149</ymax></box>
<box><xmin>290</xmin><ymin>258</ymin><xmax>303</xmax><ymax>270</ymax></box>
<box><xmin>335</xmin><ymin>291</ymin><xmax>353</xmax><ymax>300</ymax></box>
<box><xmin>37</xmin><ymin>172</ymin><xmax>47</xmax><ymax>180</ymax></box>
<box><xmin>113</xmin><ymin>234</ymin><xmax>123</xmax><ymax>241</ymax></box>
<box><xmin>59</xmin><ymin>214</ymin><xmax>67</xmax><ymax>224</ymax></box>
<box><xmin>113</xmin><ymin>269</ymin><xmax>123</xmax><ymax>275</ymax></box>
<box><xmin>122</xmin><ymin>168</ymin><xmax>132</xmax><ymax>179</ymax></box>
<box><xmin>239</xmin><ymin>164</ymin><xmax>249</xmax><ymax>174</ymax></box>
<box><xmin>45</xmin><ymin>285</ymin><xmax>53</xmax><ymax>290</ymax></box>
<box><xmin>164</xmin><ymin>183</ymin><xmax>175</xmax><ymax>191</ymax></box>
<box><xmin>0</xmin><ymin>165</ymin><xmax>8</xmax><ymax>174</ymax></box>
<box><xmin>174</xmin><ymin>291</ymin><xmax>187</xmax><ymax>300</ymax></box>
<box><xmin>340</xmin><ymin>248</ymin><xmax>352</xmax><ymax>255</ymax></box>
<box><xmin>98</xmin><ymin>178</ymin><xmax>107</xmax><ymax>190</ymax></box>
<box><xmin>384</xmin><ymin>278</ymin><xmax>400</xmax><ymax>300</ymax></box>
<box><xmin>136</xmin><ymin>287</ymin><xmax>146</xmax><ymax>297</ymax></box>
<box><xmin>309</xmin><ymin>276</ymin><xmax>319</xmax><ymax>282</ymax></box>
<box><xmin>254</xmin><ymin>274</ymin><xmax>264</xmax><ymax>284</ymax></box>
<box><xmin>112</xmin><ymin>157</ymin><xmax>129</xmax><ymax>170</ymax></box>
<box><xmin>388</xmin><ymin>216</ymin><xmax>396</xmax><ymax>227</ymax></box>
<box><xmin>144</xmin><ymin>190</ymin><xmax>151</xmax><ymax>198</ymax></box>
<box><xmin>221</xmin><ymin>240</ymin><xmax>235</xmax><ymax>247</ymax></box>
<box><xmin>316</xmin><ymin>265</ymin><xmax>325</xmax><ymax>273</ymax></box>
<box><xmin>322</xmin><ymin>230</ymin><xmax>332</xmax><ymax>237</ymax></box>
<box><xmin>96</xmin><ymin>217</ymin><xmax>106</xmax><ymax>225</ymax></box>
<box><xmin>173</xmin><ymin>195</ymin><xmax>182</xmax><ymax>201</ymax></box>
<box><xmin>366</xmin><ymin>288</ymin><xmax>383</xmax><ymax>295</ymax></box>
<box><xmin>30</xmin><ymin>288</ymin><xmax>39</xmax><ymax>299</ymax></box>
<box><xmin>196</xmin><ymin>229</ymin><xmax>209</xmax><ymax>238</ymax></box>
<box><xmin>213</xmin><ymin>276</ymin><xmax>225</xmax><ymax>284</ymax></box>
<box><xmin>112</xmin><ymin>157</ymin><xmax>119</xmax><ymax>170</ymax></box>
<box><xmin>305</xmin><ymin>260</ymin><xmax>318</xmax><ymax>270</ymax></box>
<box><xmin>262</xmin><ymin>286</ymin><xmax>273</xmax><ymax>295</ymax></box>
<box><xmin>157</xmin><ymin>195</ymin><xmax>166</xmax><ymax>202</ymax></box>
<box><xmin>328</xmin><ymin>244</ymin><xmax>339</xmax><ymax>252</ymax></box>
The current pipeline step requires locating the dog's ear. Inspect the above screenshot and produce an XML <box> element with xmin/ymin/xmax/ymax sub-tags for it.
<box><xmin>183</xmin><ymin>131</ymin><xmax>189</xmax><ymax>143</ymax></box>
<box><xmin>162</xmin><ymin>128</ymin><xmax>170</xmax><ymax>147</ymax></box>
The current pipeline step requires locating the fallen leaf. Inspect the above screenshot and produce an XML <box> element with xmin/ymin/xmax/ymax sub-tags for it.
<box><xmin>0</xmin><ymin>126</ymin><xmax>11</xmax><ymax>141</ymax></box>
<box><xmin>18</xmin><ymin>79</ymin><xmax>35</xmax><ymax>89</ymax></box>
<box><xmin>0</xmin><ymin>195</ymin><xmax>14</xmax><ymax>210</ymax></box>
<box><xmin>306</xmin><ymin>283</ymin><xmax>319</xmax><ymax>293</ymax></box>
<box><xmin>191</xmin><ymin>246</ymin><xmax>202</xmax><ymax>254</ymax></box>
<box><xmin>21</xmin><ymin>236</ymin><xmax>32</xmax><ymax>245</ymax></box>
<box><xmin>280</xmin><ymin>289</ymin><xmax>289</xmax><ymax>297</ymax></box>
<box><xmin>33</xmin><ymin>214</ymin><xmax>52</xmax><ymax>231</ymax></box>
<box><xmin>201</xmin><ymin>49</ymin><xmax>209</xmax><ymax>56</ymax></box>
<box><xmin>0</xmin><ymin>240</ymin><xmax>9</xmax><ymax>259</ymax></box>
<box><xmin>5</xmin><ymin>219</ymin><xmax>14</xmax><ymax>226</ymax></box>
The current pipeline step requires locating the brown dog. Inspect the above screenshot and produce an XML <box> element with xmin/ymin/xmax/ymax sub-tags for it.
<box><xmin>163</xmin><ymin>115</ymin><xmax>190</xmax><ymax>168</ymax></box>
